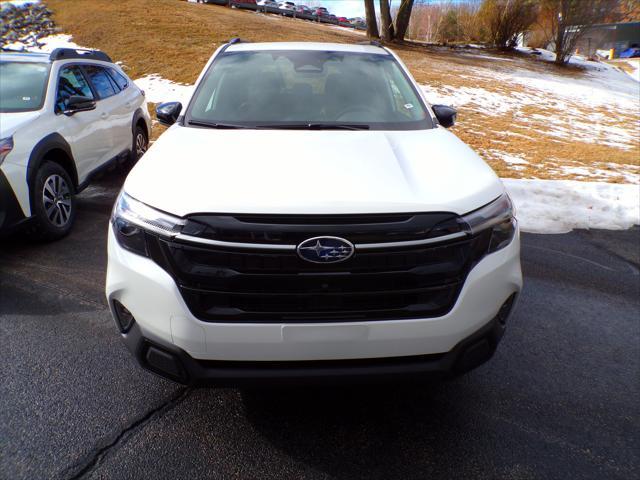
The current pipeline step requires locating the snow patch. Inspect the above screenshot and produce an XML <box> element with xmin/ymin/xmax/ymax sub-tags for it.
<box><xmin>421</xmin><ymin>84</ymin><xmax>537</xmax><ymax>116</ymax></box>
<box><xmin>503</xmin><ymin>179</ymin><xmax>640</xmax><ymax>234</ymax></box>
<box><xmin>486</xmin><ymin>151</ymin><xmax>530</xmax><ymax>171</ymax></box>
<box><xmin>420</xmin><ymin>51</ymin><xmax>639</xmax><ymax>153</ymax></box>
<box><xmin>514</xmin><ymin>48</ymin><xmax>638</xmax><ymax>110</ymax></box>
<box><xmin>625</xmin><ymin>60</ymin><xmax>640</xmax><ymax>83</ymax></box>
<box><xmin>548</xmin><ymin>163</ymin><xmax>639</xmax><ymax>184</ymax></box>
<box><xmin>133</xmin><ymin>75</ymin><xmax>195</xmax><ymax>105</ymax></box>
<box><xmin>3</xmin><ymin>33</ymin><xmax>86</xmax><ymax>52</ymax></box>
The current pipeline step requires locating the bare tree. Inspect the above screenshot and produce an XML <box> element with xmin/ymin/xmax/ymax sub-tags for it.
<box><xmin>479</xmin><ymin>0</ymin><xmax>538</xmax><ymax>49</ymax></box>
<box><xmin>379</xmin><ymin>0</ymin><xmax>395</xmax><ymax>41</ymax></box>
<box><xmin>540</xmin><ymin>0</ymin><xmax>622</xmax><ymax>65</ymax></box>
<box><xmin>395</xmin><ymin>0</ymin><xmax>417</xmax><ymax>41</ymax></box>
<box><xmin>364</xmin><ymin>0</ymin><xmax>380</xmax><ymax>38</ymax></box>
<box><xmin>377</xmin><ymin>0</ymin><xmax>417</xmax><ymax>42</ymax></box>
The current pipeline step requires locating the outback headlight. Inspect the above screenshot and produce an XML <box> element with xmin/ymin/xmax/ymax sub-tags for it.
<box><xmin>0</xmin><ymin>137</ymin><xmax>14</xmax><ymax>166</ymax></box>
<box><xmin>462</xmin><ymin>193</ymin><xmax>516</xmax><ymax>254</ymax></box>
<box><xmin>111</xmin><ymin>191</ymin><xmax>184</xmax><ymax>256</ymax></box>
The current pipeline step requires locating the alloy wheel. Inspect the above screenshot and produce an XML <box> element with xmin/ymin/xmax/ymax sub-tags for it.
<box><xmin>42</xmin><ymin>174</ymin><xmax>72</xmax><ymax>227</ymax></box>
<box><xmin>135</xmin><ymin>132</ymin><xmax>147</xmax><ymax>158</ymax></box>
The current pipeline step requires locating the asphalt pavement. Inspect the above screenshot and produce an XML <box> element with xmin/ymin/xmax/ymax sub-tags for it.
<box><xmin>1</xmin><ymin>166</ymin><xmax>638</xmax><ymax>480</ymax></box>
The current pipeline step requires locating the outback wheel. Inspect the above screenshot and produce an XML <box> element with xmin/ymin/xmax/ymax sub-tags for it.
<box><xmin>26</xmin><ymin>161</ymin><xmax>76</xmax><ymax>241</ymax></box>
<box><xmin>131</xmin><ymin>125</ymin><xmax>148</xmax><ymax>162</ymax></box>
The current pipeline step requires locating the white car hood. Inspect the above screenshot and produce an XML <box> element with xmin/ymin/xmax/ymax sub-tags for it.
<box><xmin>0</xmin><ymin>111</ymin><xmax>41</xmax><ymax>138</ymax></box>
<box><xmin>124</xmin><ymin>126</ymin><xmax>504</xmax><ymax>217</ymax></box>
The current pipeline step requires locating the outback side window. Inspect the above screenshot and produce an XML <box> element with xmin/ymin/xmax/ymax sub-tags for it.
<box><xmin>83</xmin><ymin>65</ymin><xmax>119</xmax><ymax>99</ymax></box>
<box><xmin>56</xmin><ymin>65</ymin><xmax>94</xmax><ymax>113</ymax></box>
<box><xmin>107</xmin><ymin>67</ymin><xmax>128</xmax><ymax>91</ymax></box>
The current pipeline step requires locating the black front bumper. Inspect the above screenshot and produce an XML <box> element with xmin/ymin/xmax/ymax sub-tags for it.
<box><xmin>116</xmin><ymin>295</ymin><xmax>515</xmax><ymax>387</ymax></box>
<box><xmin>0</xmin><ymin>169</ymin><xmax>29</xmax><ymax>237</ymax></box>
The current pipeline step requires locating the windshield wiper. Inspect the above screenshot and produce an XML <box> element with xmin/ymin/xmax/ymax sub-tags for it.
<box><xmin>188</xmin><ymin>121</ymin><xmax>370</xmax><ymax>131</ymax></box>
<box><xmin>188</xmin><ymin>120</ymin><xmax>258</xmax><ymax>129</ymax></box>
<box><xmin>256</xmin><ymin>123</ymin><xmax>370</xmax><ymax>131</ymax></box>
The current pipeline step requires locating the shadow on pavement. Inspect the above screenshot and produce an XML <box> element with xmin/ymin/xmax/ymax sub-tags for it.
<box><xmin>238</xmin><ymin>380</ymin><xmax>475</xmax><ymax>479</ymax></box>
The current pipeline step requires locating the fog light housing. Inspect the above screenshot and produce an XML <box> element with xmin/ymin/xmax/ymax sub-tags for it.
<box><xmin>113</xmin><ymin>300</ymin><xmax>136</xmax><ymax>333</ymax></box>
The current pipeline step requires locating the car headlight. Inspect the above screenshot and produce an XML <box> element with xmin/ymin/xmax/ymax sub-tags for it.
<box><xmin>111</xmin><ymin>191</ymin><xmax>185</xmax><ymax>256</ymax></box>
<box><xmin>461</xmin><ymin>193</ymin><xmax>516</xmax><ymax>254</ymax></box>
<box><xmin>0</xmin><ymin>137</ymin><xmax>14</xmax><ymax>166</ymax></box>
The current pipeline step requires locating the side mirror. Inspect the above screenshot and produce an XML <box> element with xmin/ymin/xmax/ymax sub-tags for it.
<box><xmin>63</xmin><ymin>95</ymin><xmax>96</xmax><ymax>116</ymax></box>
<box><xmin>431</xmin><ymin>104</ymin><xmax>457</xmax><ymax>128</ymax></box>
<box><xmin>156</xmin><ymin>102</ymin><xmax>182</xmax><ymax>126</ymax></box>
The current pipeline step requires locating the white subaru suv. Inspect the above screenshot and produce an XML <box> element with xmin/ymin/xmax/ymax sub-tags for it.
<box><xmin>106</xmin><ymin>41</ymin><xmax>522</xmax><ymax>385</ymax></box>
<box><xmin>0</xmin><ymin>48</ymin><xmax>151</xmax><ymax>240</ymax></box>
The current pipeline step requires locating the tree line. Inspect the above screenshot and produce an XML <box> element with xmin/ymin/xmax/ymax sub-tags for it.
<box><xmin>364</xmin><ymin>0</ymin><xmax>640</xmax><ymax>65</ymax></box>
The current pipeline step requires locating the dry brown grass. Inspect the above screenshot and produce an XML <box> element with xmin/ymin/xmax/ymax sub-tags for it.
<box><xmin>46</xmin><ymin>0</ymin><xmax>368</xmax><ymax>83</ymax></box>
<box><xmin>46</xmin><ymin>0</ymin><xmax>639</xmax><ymax>182</ymax></box>
<box><xmin>607</xmin><ymin>58</ymin><xmax>638</xmax><ymax>76</ymax></box>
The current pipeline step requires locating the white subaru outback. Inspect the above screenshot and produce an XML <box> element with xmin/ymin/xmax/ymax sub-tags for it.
<box><xmin>0</xmin><ymin>48</ymin><xmax>151</xmax><ymax>240</ymax></box>
<box><xmin>106</xmin><ymin>41</ymin><xmax>522</xmax><ymax>385</ymax></box>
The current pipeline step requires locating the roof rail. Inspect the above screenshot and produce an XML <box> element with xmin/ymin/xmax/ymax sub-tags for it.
<box><xmin>49</xmin><ymin>48</ymin><xmax>112</xmax><ymax>63</ymax></box>
<box><xmin>218</xmin><ymin>37</ymin><xmax>248</xmax><ymax>55</ymax></box>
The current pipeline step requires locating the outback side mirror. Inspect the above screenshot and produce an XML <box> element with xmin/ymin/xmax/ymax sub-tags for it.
<box><xmin>156</xmin><ymin>102</ymin><xmax>182</xmax><ymax>126</ymax></box>
<box><xmin>63</xmin><ymin>95</ymin><xmax>96</xmax><ymax>116</ymax></box>
<box><xmin>431</xmin><ymin>104</ymin><xmax>457</xmax><ymax>128</ymax></box>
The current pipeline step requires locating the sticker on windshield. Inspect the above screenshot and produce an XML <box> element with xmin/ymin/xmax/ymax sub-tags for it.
<box><xmin>22</xmin><ymin>97</ymin><xmax>31</xmax><ymax>101</ymax></box>
<box><xmin>404</xmin><ymin>103</ymin><xmax>414</xmax><ymax>109</ymax></box>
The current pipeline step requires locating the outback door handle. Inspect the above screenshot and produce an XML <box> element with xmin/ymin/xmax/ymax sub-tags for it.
<box><xmin>100</xmin><ymin>112</ymin><xmax>108</xmax><ymax>119</ymax></box>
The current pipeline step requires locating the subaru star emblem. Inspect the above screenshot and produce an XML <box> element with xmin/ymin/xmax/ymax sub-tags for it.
<box><xmin>297</xmin><ymin>236</ymin><xmax>354</xmax><ymax>263</ymax></box>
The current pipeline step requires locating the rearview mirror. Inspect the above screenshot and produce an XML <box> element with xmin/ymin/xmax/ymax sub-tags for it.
<box><xmin>156</xmin><ymin>102</ymin><xmax>182</xmax><ymax>126</ymax></box>
<box><xmin>63</xmin><ymin>95</ymin><xmax>96</xmax><ymax>116</ymax></box>
<box><xmin>431</xmin><ymin>104</ymin><xmax>457</xmax><ymax>128</ymax></box>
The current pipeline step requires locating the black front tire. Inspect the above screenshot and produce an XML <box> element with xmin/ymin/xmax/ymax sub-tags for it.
<box><xmin>26</xmin><ymin>161</ymin><xmax>76</xmax><ymax>241</ymax></box>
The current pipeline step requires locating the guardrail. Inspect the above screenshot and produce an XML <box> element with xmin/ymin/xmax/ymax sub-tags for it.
<box><xmin>196</xmin><ymin>1</ymin><xmax>367</xmax><ymax>31</ymax></box>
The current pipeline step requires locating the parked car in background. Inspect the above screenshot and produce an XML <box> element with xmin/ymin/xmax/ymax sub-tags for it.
<box><xmin>278</xmin><ymin>1</ymin><xmax>295</xmax><ymax>11</ymax></box>
<box><xmin>336</xmin><ymin>16</ymin><xmax>349</xmax><ymax>23</ymax></box>
<box><xmin>327</xmin><ymin>14</ymin><xmax>338</xmax><ymax>22</ymax></box>
<box><xmin>295</xmin><ymin>4</ymin><xmax>312</xmax><ymax>15</ymax></box>
<box><xmin>107</xmin><ymin>40</ymin><xmax>522</xmax><ymax>386</ymax></box>
<box><xmin>256</xmin><ymin>0</ymin><xmax>277</xmax><ymax>7</ymax></box>
<box><xmin>0</xmin><ymin>48</ymin><xmax>150</xmax><ymax>240</ymax></box>
<box><xmin>313</xmin><ymin>6</ymin><xmax>329</xmax><ymax>17</ymax></box>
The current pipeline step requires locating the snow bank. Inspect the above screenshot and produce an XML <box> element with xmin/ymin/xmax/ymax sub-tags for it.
<box><xmin>133</xmin><ymin>75</ymin><xmax>195</xmax><ymax>105</ymax></box>
<box><xmin>503</xmin><ymin>179</ymin><xmax>640</xmax><ymax>234</ymax></box>
<box><xmin>1</xmin><ymin>0</ymin><xmax>40</xmax><ymax>8</ymax></box>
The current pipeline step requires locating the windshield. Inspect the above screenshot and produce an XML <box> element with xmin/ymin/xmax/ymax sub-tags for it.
<box><xmin>186</xmin><ymin>50</ymin><xmax>433</xmax><ymax>130</ymax></box>
<box><xmin>0</xmin><ymin>61</ymin><xmax>50</xmax><ymax>112</ymax></box>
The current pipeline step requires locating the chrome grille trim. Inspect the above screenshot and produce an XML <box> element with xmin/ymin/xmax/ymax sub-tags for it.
<box><xmin>174</xmin><ymin>231</ymin><xmax>467</xmax><ymax>251</ymax></box>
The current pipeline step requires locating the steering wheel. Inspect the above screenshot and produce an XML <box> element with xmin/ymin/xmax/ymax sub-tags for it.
<box><xmin>335</xmin><ymin>105</ymin><xmax>376</xmax><ymax>122</ymax></box>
